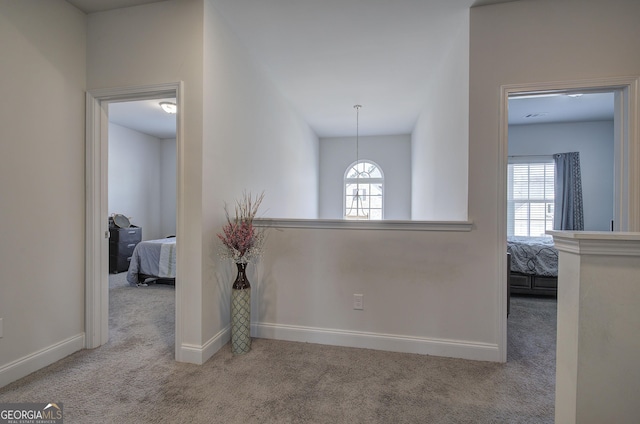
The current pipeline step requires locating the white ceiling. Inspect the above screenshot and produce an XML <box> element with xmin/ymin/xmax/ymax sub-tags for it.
<box><xmin>509</xmin><ymin>92</ymin><xmax>614</xmax><ymax>126</ymax></box>
<box><xmin>108</xmin><ymin>98</ymin><xmax>177</xmax><ymax>139</ymax></box>
<box><xmin>207</xmin><ymin>0</ymin><xmax>520</xmax><ymax>137</ymax></box>
<box><xmin>68</xmin><ymin>0</ymin><xmax>613</xmax><ymax>138</ymax></box>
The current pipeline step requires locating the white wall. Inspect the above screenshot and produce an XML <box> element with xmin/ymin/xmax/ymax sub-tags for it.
<box><xmin>161</xmin><ymin>138</ymin><xmax>177</xmax><ymax>237</ymax></box>
<box><xmin>257</xmin><ymin>0</ymin><xmax>640</xmax><ymax>364</ymax></box>
<box><xmin>89</xmin><ymin>0</ymin><xmax>319</xmax><ymax>362</ymax></box>
<box><xmin>255</xmin><ymin>223</ymin><xmax>497</xmax><ymax>360</ymax></box>
<box><xmin>551</xmin><ymin>232</ymin><xmax>640</xmax><ymax>423</ymax></box>
<box><xmin>203</xmin><ymin>0</ymin><xmax>318</xmax><ymax>224</ymax></box>
<box><xmin>202</xmin><ymin>0</ymin><xmax>319</xmax><ymax>220</ymax></box>
<box><xmin>0</xmin><ymin>0</ymin><xmax>86</xmax><ymax>386</ymax></box>
<box><xmin>411</xmin><ymin>8</ymin><xmax>469</xmax><ymax>221</ymax></box>
<box><xmin>250</xmin><ymin>7</ymin><xmax>500</xmax><ymax>363</ymax></box>
<box><xmin>509</xmin><ymin>121</ymin><xmax>615</xmax><ymax>231</ymax></box>
<box><xmin>88</xmin><ymin>0</ymin><xmax>207</xmax><ymax>359</ymax></box>
<box><xmin>201</xmin><ymin>0</ymin><xmax>319</xmax><ymax>347</ymax></box>
<box><xmin>108</xmin><ymin>124</ymin><xmax>176</xmax><ymax>240</ymax></box>
<box><xmin>109</xmin><ymin>123</ymin><xmax>160</xmax><ymax>240</ymax></box>
<box><xmin>470</xmin><ymin>0</ymin><xmax>640</xmax><ymax>360</ymax></box>
<box><xmin>319</xmin><ymin>135</ymin><xmax>411</xmax><ymax>220</ymax></box>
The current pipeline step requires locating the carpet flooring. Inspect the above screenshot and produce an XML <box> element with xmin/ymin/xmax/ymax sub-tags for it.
<box><xmin>0</xmin><ymin>274</ymin><xmax>556</xmax><ymax>423</ymax></box>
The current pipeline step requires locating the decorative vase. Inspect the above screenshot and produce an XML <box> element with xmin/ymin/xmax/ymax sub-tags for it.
<box><xmin>231</xmin><ymin>262</ymin><xmax>251</xmax><ymax>355</ymax></box>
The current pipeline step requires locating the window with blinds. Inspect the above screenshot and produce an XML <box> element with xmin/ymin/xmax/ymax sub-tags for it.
<box><xmin>507</xmin><ymin>158</ymin><xmax>555</xmax><ymax>237</ymax></box>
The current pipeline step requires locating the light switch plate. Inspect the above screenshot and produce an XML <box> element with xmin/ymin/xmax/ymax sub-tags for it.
<box><xmin>353</xmin><ymin>294</ymin><xmax>364</xmax><ymax>310</ymax></box>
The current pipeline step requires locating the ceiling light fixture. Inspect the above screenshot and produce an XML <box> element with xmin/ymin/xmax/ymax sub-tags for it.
<box><xmin>159</xmin><ymin>101</ymin><xmax>177</xmax><ymax>114</ymax></box>
<box><xmin>524</xmin><ymin>112</ymin><xmax>549</xmax><ymax>119</ymax></box>
<box><xmin>345</xmin><ymin>105</ymin><xmax>369</xmax><ymax>220</ymax></box>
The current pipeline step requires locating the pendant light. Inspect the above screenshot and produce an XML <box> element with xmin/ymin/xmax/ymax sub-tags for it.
<box><xmin>345</xmin><ymin>105</ymin><xmax>369</xmax><ymax>220</ymax></box>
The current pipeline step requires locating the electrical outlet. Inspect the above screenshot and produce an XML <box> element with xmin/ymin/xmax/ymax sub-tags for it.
<box><xmin>353</xmin><ymin>294</ymin><xmax>364</xmax><ymax>310</ymax></box>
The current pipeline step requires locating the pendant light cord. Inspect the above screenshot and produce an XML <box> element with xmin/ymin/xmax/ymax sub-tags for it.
<box><xmin>354</xmin><ymin>105</ymin><xmax>362</xmax><ymax>178</ymax></box>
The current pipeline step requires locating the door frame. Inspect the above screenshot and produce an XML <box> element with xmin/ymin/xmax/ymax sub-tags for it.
<box><xmin>497</xmin><ymin>76</ymin><xmax>639</xmax><ymax>362</ymax></box>
<box><xmin>85</xmin><ymin>82</ymin><xmax>184</xmax><ymax>358</ymax></box>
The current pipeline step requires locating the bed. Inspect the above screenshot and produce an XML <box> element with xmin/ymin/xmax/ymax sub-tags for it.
<box><xmin>507</xmin><ymin>236</ymin><xmax>558</xmax><ymax>296</ymax></box>
<box><xmin>126</xmin><ymin>237</ymin><xmax>176</xmax><ymax>287</ymax></box>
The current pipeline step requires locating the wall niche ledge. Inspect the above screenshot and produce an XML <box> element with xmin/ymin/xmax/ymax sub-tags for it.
<box><xmin>254</xmin><ymin>218</ymin><xmax>473</xmax><ymax>232</ymax></box>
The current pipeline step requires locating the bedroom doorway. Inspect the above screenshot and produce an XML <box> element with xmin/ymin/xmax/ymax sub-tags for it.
<box><xmin>500</xmin><ymin>76</ymin><xmax>640</xmax><ymax>362</ymax></box>
<box><xmin>85</xmin><ymin>83</ymin><xmax>183</xmax><ymax>360</ymax></box>
<box><xmin>106</xmin><ymin>97</ymin><xmax>177</xmax><ymax>350</ymax></box>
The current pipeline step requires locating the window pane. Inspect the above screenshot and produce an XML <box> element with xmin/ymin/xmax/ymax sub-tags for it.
<box><xmin>360</xmin><ymin>191</ymin><xmax>370</xmax><ymax>208</ymax></box>
<box><xmin>356</xmin><ymin>164</ymin><xmax>369</xmax><ymax>178</ymax></box>
<box><xmin>514</xmin><ymin>220</ymin><xmax>528</xmax><ymax>236</ymax></box>
<box><xmin>344</xmin><ymin>161</ymin><xmax>383</xmax><ymax>220</ymax></box>
<box><xmin>530</xmin><ymin>203</ymin><xmax>546</xmax><ymax>220</ymax></box>
<box><xmin>529</xmin><ymin>220</ymin><xmax>546</xmax><ymax>237</ymax></box>
<box><xmin>514</xmin><ymin>203</ymin><xmax>529</xmax><ymax>220</ymax></box>
<box><xmin>546</xmin><ymin>202</ymin><xmax>554</xmax><ymax>218</ymax></box>
<box><xmin>369</xmin><ymin>209</ymin><xmax>383</xmax><ymax>220</ymax></box>
<box><xmin>367</xmin><ymin>165</ymin><xmax>382</xmax><ymax>178</ymax></box>
<box><xmin>545</xmin><ymin>219</ymin><xmax>554</xmax><ymax>231</ymax></box>
<box><xmin>507</xmin><ymin>159</ymin><xmax>555</xmax><ymax>237</ymax></box>
<box><xmin>370</xmin><ymin>195</ymin><xmax>382</xmax><ymax>208</ymax></box>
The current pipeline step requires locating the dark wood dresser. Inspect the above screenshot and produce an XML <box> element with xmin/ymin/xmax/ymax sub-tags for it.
<box><xmin>109</xmin><ymin>226</ymin><xmax>142</xmax><ymax>273</ymax></box>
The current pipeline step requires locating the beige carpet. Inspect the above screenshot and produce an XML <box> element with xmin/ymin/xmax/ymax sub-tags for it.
<box><xmin>0</xmin><ymin>274</ymin><xmax>556</xmax><ymax>423</ymax></box>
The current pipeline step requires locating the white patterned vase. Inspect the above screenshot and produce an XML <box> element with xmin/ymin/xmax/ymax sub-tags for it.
<box><xmin>231</xmin><ymin>262</ymin><xmax>251</xmax><ymax>355</ymax></box>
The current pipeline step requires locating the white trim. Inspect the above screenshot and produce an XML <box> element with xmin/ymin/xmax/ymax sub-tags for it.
<box><xmin>85</xmin><ymin>92</ymin><xmax>109</xmax><ymax>349</ymax></box>
<box><xmin>178</xmin><ymin>326</ymin><xmax>231</xmax><ymax>365</ymax></box>
<box><xmin>254</xmin><ymin>218</ymin><xmax>473</xmax><ymax>232</ymax></box>
<box><xmin>253</xmin><ymin>323</ymin><xmax>499</xmax><ymax>362</ymax></box>
<box><xmin>507</xmin><ymin>155</ymin><xmax>554</xmax><ymax>164</ymax></box>
<box><xmin>85</xmin><ymin>83</ymin><xmax>184</xmax><ymax>360</ymax></box>
<box><xmin>548</xmin><ymin>231</ymin><xmax>640</xmax><ymax>256</ymax></box>
<box><xmin>0</xmin><ymin>334</ymin><xmax>85</xmax><ymax>389</ymax></box>
<box><xmin>498</xmin><ymin>76</ymin><xmax>640</xmax><ymax>363</ymax></box>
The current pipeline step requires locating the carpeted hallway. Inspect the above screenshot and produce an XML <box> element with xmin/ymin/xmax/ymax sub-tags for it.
<box><xmin>0</xmin><ymin>274</ymin><xmax>556</xmax><ymax>423</ymax></box>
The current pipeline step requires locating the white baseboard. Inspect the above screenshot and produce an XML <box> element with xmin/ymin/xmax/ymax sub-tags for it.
<box><xmin>178</xmin><ymin>325</ymin><xmax>230</xmax><ymax>365</ymax></box>
<box><xmin>253</xmin><ymin>322</ymin><xmax>500</xmax><ymax>362</ymax></box>
<box><xmin>0</xmin><ymin>333</ymin><xmax>85</xmax><ymax>389</ymax></box>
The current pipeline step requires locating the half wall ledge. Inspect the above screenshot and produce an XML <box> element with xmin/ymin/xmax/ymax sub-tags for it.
<box><xmin>254</xmin><ymin>218</ymin><xmax>473</xmax><ymax>232</ymax></box>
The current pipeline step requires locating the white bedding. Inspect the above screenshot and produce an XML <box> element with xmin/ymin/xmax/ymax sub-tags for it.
<box><xmin>127</xmin><ymin>238</ymin><xmax>176</xmax><ymax>286</ymax></box>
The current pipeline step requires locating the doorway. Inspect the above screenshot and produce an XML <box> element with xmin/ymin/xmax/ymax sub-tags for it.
<box><xmin>85</xmin><ymin>83</ymin><xmax>183</xmax><ymax>359</ymax></box>
<box><xmin>498</xmin><ymin>76</ymin><xmax>640</xmax><ymax>362</ymax></box>
<box><xmin>106</xmin><ymin>97</ymin><xmax>177</xmax><ymax>350</ymax></box>
<box><xmin>505</xmin><ymin>89</ymin><xmax>615</xmax><ymax>366</ymax></box>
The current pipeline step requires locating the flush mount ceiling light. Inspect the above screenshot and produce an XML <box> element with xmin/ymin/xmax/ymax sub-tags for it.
<box><xmin>159</xmin><ymin>101</ymin><xmax>177</xmax><ymax>114</ymax></box>
<box><xmin>523</xmin><ymin>112</ymin><xmax>549</xmax><ymax>119</ymax></box>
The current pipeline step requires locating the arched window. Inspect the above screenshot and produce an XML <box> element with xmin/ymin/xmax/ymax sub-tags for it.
<box><xmin>344</xmin><ymin>160</ymin><xmax>384</xmax><ymax>220</ymax></box>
